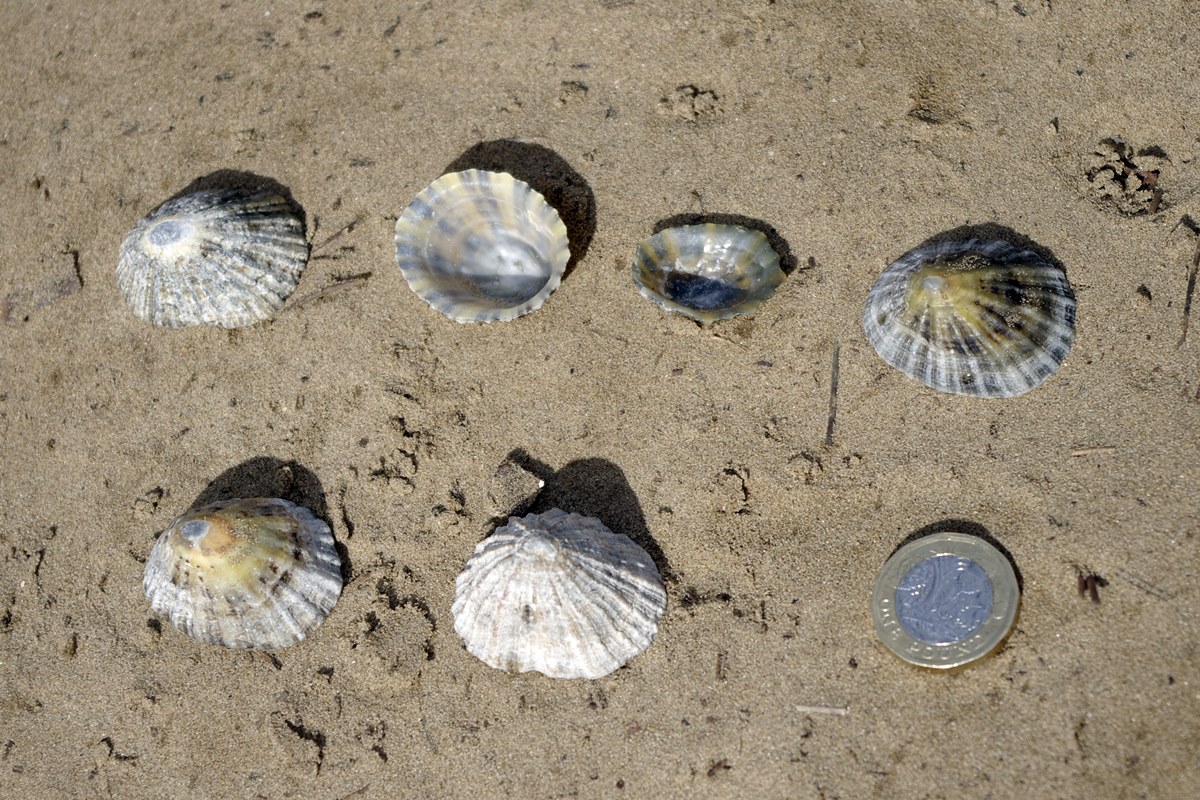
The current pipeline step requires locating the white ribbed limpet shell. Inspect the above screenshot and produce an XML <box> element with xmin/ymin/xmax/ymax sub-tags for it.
<box><xmin>862</xmin><ymin>238</ymin><xmax>1076</xmax><ymax>398</ymax></box>
<box><xmin>144</xmin><ymin>498</ymin><xmax>342</xmax><ymax>649</ymax></box>
<box><xmin>452</xmin><ymin>509</ymin><xmax>667</xmax><ymax>679</ymax></box>
<box><xmin>117</xmin><ymin>187</ymin><xmax>309</xmax><ymax>328</ymax></box>
<box><xmin>632</xmin><ymin>223</ymin><xmax>785</xmax><ymax>323</ymax></box>
<box><xmin>394</xmin><ymin>169</ymin><xmax>570</xmax><ymax>323</ymax></box>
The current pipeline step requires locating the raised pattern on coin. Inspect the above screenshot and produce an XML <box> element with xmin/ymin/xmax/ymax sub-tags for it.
<box><xmin>872</xmin><ymin>532</ymin><xmax>1019</xmax><ymax>669</ymax></box>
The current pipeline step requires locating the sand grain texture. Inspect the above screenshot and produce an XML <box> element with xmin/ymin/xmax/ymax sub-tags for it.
<box><xmin>1</xmin><ymin>1</ymin><xmax>1198</xmax><ymax>798</ymax></box>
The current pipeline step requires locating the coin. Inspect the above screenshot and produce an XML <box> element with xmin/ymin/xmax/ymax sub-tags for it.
<box><xmin>871</xmin><ymin>532</ymin><xmax>1020</xmax><ymax>669</ymax></box>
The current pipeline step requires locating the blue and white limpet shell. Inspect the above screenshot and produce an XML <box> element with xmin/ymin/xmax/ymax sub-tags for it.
<box><xmin>631</xmin><ymin>223</ymin><xmax>785</xmax><ymax>323</ymax></box>
<box><xmin>394</xmin><ymin>169</ymin><xmax>570</xmax><ymax>323</ymax></box>
<box><xmin>862</xmin><ymin>237</ymin><xmax>1076</xmax><ymax>398</ymax></box>
<box><xmin>117</xmin><ymin>188</ymin><xmax>309</xmax><ymax>328</ymax></box>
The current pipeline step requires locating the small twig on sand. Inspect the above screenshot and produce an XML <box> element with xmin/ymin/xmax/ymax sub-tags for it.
<box><xmin>1178</xmin><ymin>239</ymin><xmax>1200</xmax><ymax>347</ymax></box>
<box><xmin>1116</xmin><ymin>569</ymin><xmax>1173</xmax><ymax>600</ymax></box>
<box><xmin>285</xmin><ymin>273</ymin><xmax>372</xmax><ymax>312</ymax></box>
<box><xmin>707</xmin><ymin>328</ymin><xmax>750</xmax><ymax>348</ymax></box>
<box><xmin>1171</xmin><ymin>213</ymin><xmax>1200</xmax><ymax>236</ymax></box>
<box><xmin>795</xmin><ymin>704</ymin><xmax>849</xmax><ymax>717</ymax></box>
<box><xmin>1070</xmin><ymin>445</ymin><xmax>1116</xmax><ymax>457</ymax></box>
<box><xmin>311</xmin><ymin>216</ymin><xmax>361</xmax><ymax>256</ymax></box>
<box><xmin>824</xmin><ymin>340</ymin><xmax>840</xmax><ymax>448</ymax></box>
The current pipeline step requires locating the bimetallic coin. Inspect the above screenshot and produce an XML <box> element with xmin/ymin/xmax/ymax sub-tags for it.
<box><xmin>871</xmin><ymin>532</ymin><xmax>1019</xmax><ymax>669</ymax></box>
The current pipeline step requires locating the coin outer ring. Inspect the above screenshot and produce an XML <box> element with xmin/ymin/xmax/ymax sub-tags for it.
<box><xmin>871</xmin><ymin>532</ymin><xmax>1020</xmax><ymax>669</ymax></box>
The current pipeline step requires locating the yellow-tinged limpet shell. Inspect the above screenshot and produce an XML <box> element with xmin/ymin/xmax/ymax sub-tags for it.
<box><xmin>117</xmin><ymin>188</ymin><xmax>309</xmax><ymax>328</ymax></box>
<box><xmin>452</xmin><ymin>509</ymin><xmax>667</xmax><ymax>679</ymax></box>
<box><xmin>144</xmin><ymin>498</ymin><xmax>342</xmax><ymax>649</ymax></box>
<box><xmin>862</xmin><ymin>238</ymin><xmax>1076</xmax><ymax>398</ymax></box>
<box><xmin>394</xmin><ymin>169</ymin><xmax>570</xmax><ymax>323</ymax></box>
<box><xmin>632</xmin><ymin>223</ymin><xmax>785</xmax><ymax>323</ymax></box>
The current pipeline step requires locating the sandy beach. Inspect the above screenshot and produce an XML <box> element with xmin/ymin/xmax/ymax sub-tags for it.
<box><xmin>1</xmin><ymin>1</ymin><xmax>1198</xmax><ymax>797</ymax></box>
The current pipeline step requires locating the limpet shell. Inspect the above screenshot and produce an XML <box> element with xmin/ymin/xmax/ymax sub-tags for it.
<box><xmin>452</xmin><ymin>509</ymin><xmax>667</xmax><ymax>679</ymax></box>
<box><xmin>632</xmin><ymin>223</ymin><xmax>785</xmax><ymax>323</ymax></box>
<box><xmin>117</xmin><ymin>187</ymin><xmax>309</xmax><ymax>328</ymax></box>
<box><xmin>394</xmin><ymin>169</ymin><xmax>570</xmax><ymax>323</ymax></box>
<box><xmin>144</xmin><ymin>498</ymin><xmax>342</xmax><ymax>649</ymax></box>
<box><xmin>862</xmin><ymin>237</ymin><xmax>1076</xmax><ymax>398</ymax></box>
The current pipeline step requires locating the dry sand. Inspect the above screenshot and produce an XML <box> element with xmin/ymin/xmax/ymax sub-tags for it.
<box><xmin>2</xmin><ymin>0</ymin><xmax>1198</xmax><ymax>797</ymax></box>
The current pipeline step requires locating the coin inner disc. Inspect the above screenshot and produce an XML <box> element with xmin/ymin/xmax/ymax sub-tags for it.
<box><xmin>894</xmin><ymin>555</ymin><xmax>994</xmax><ymax>645</ymax></box>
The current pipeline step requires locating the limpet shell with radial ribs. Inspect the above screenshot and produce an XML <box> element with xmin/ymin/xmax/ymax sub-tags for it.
<box><xmin>632</xmin><ymin>223</ymin><xmax>785</xmax><ymax>323</ymax></box>
<box><xmin>117</xmin><ymin>187</ymin><xmax>309</xmax><ymax>328</ymax></box>
<box><xmin>394</xmin><ymin>169</ymin><xmax>570</xmax><ymax>323</ymax></box>
<box><xmin>452</xmin><ymin>509</ymin><xmax>667</xmax><ymax>679</ymax></box>
<box><xmin>144</xmin><ymin>498</ymin><xmax>342</xmax><ymax>649</ymax></box>
<box><xmin>862</xmin><ymin>237</ymin><xmax>1076</xmax><ymax>398</ymax></box>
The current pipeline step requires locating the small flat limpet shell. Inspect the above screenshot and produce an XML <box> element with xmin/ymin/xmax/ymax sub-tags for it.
<box><xmin>144</xmin><ymin>498</ymin><xmax>342</xmax><ymax>649</ymax></box>
<box><xmin>862</xmin><ymin>238</ymin><xmax>1076</xmax><ymax>398</ymax></box>
<box><xmin>632</xmin><ymin>223</ymin><xmax>785</xmax><ymax>323</ymax></box>
<box><xmin>117</xmin><ymin>187</ymin><xmax>309</xmax><ymax>328</ymax></box>
<box><xmin>394</xmin><ymin>169</ymin><xmax>570</xmax><ymax>323</ymax></box>
<box><xmin>452</xmin><ymin>509</ymin><xmax>667</xmax><ymax>679</ymax></box>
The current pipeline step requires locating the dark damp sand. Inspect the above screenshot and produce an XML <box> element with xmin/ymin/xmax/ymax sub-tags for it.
<box><xmin>1</xmin><ymin>1</ymin><xmax>1198</xmax><ymax>797</ymax></box>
